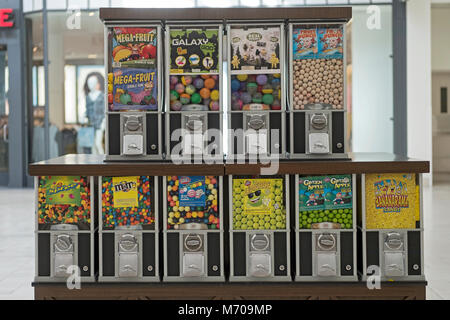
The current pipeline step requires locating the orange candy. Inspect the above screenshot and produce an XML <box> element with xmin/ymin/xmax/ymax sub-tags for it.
<box><xmin>199</xmin><ymin>88</ymin><xmax>210</xmax><ymax>99</ymax></box>
<box><xmin>204</xmin><ymin>78</ymin><xmax>215</xmax><ymax>89</ymax></box>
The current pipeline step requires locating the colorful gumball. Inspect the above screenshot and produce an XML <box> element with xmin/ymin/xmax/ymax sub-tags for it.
<box><xmin>203</xmin><ymin>98</ymin><xmax>211</xmax><ymax>106</ymax></box>
<box><xmin>262</xmin><ymin>84</ymin><xmax>273</xmax><ymax>94</ymax></box>
<box><xmin>273</xmin><ymin>73</ymin><xmax>281</xmax><ymax>78</ymax></box>
<box><xmin>180</xmin><ymin>93</ymin><xmax>190</xmax><ymax>104</ymax></box>
<box><xmin>232</xmin><ymin>99</ymin><xmax>243</xmax><ymax>110</ymax></box>
<box><xmin>241</xmin><ymin>92</ymin><xmax>252</xmax><ymax>104</ymax></box>
<box><xmin>181</xmin><ymin>75</ymin><xmax>192</xmax><ymax>85</ymax></box>
<box><xmin>256</xmin><ymin>74</ymin><xmax>268</xmax><ymax>85</ymax></box>
<box><xmin>204</xmin><ymin>78</ymin><xmax>216</xmax><ymax>89</ymax></box>
<box><xmin>252</xmin><ymin>92</ymin><xmax>263</xmax><ymax>103</ymax></box>
<box><xmin>262</xmin><ymin>94</ymin><xmax>274</xmax><ymax>105</ymax></box>
<box><xmin>209</xmin><ymin>101</ymin><xmax>220</xmax><ymax>111</ymax></box>
<box><xmin>210</xmin><ymin>89</ymin><xmax>219</xmax><ymax>101</ymax></box>
<box><xmin>247</xmin><ymin>82</ymin><xmax>258</xmax><ymax>95</ymax></box>
<box><xmin>171</xmin><ymin>100</ymin><xmax>182</xmax><ymax>111</ymax></box>
<box><xmin>191</xmin><ymin>93</ymin><xmax>202</xmax><ymax>104</ymax></box>
<box><xmin>185</xmin><ymin>84</ymin><xmax>196</xmax><ymax>95</ymax></box>
<box><xmin>200</xmin><ymin>87</ymin><xmax>211</xmax><ymax>99</ymax></box>
<box><xmin>239</xmin><ymin>81</ymin><xmax>247</xmax><ymax>91</ymax></box>
<box><xmin>170</xmin><ymin>90</ymin><xmax>179</xmax><ymax>102</ymax></box>
<box><xmin>201</xmin><ymin>74</ymin><xmax>211</xmax><ymax>80</ymax></box>
<box><xmin>236</xmin><ymin>74</ymin><xmax>248</xmax><ymax>82</ymax></box>
<box><xmin>271</xmin><ymin>99</ymin><xmax>281</xmax><ymax>110</ymax></box>
<box><xmin>231</xmin><ymin>79</ymin><xmax>241</xmax><ymax>92</ymax></box>
<box><xmin>175</xmin><ymin>83</ymin><xmax>185</xmax><ymax>94</ymax></box>
<box><xmin>170</xmin><ymin>76</ymin><xmax>179</xmax><ymax>85</ymax></box>
<box><xmin>193</xmin><ymin>77</ymin><xmax>204</xmax><ymax>89</ymax></box>
<box><xmin>248</xmin><ymin>74</ymin><xmax>257</xmax><ymax>82</ymax></box>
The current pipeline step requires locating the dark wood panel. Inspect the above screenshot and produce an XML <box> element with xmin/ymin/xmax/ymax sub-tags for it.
<box><xmin>99</xmin><ymin>7</ymin><xmax>352</xmax><ymax>22</ymax></box>
<box><xmin>28</xmin><ymin>153</ymin><xmax>430</xmax><ymax>176</ymax></box>
<box><xmin>34</xmin><ymin>282</ymin><xmax>426</xmax><ymax>300</ymax></box>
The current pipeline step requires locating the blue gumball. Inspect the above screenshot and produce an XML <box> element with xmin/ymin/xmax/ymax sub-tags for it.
<box><xmin>231</xmin><ymin>79</ymin><xmax>241</xmax><ymax>92</ymax></box>
<box><xmin>241</xmin><ymin>92</ymin><xmax>252</xmax><ymax>104</ymax></box>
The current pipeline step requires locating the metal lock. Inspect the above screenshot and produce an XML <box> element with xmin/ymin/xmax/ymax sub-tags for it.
<box><xmin>182</xmin><ymin>234</ymin><xmax>205</xmax><ymax>277</ymax></box>
<box><xmin>122</xmin><ymin>115</ymin><xmax>144</xmax><ymax>155</ymax></box>
<box><xmin>248</xmin><ymin>234</ymin><xmax>272</xmax><ymax>278</ymax></box>
<box><xmin>383</xmin><ymin>232</ymin><xmax>405</xmax><ymax>277</ymax></box>
<box><xmin>53</xmin><ymin>234</ymin><xmax>74</xmax><ymax>278</ymax></box>
<box><xmin>118</xmin><ymin>233</ymin><xmax>139</xmax><ymax>278</ymax></box>
<box><xmin>315</xmin><ymin>233</ymin><xmax>337</xmax><ymax>277</ymax></box>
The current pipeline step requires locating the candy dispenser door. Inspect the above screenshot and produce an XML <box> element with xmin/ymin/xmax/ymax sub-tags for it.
<box><xmin>315</xmin><ymin>233</ymin><xmax>337</xmax><ymax>276</ymax></box>
<box><xmin>384</xmin><ymin>252</ymin><xmax>405</xmax><ymax>277</ymax></box>
<box><xmin>118</xmin><ymin>234</ymin><xmax>139</xmax><ymax>278</ymax></box>
<box><xmin>245</xmin><ymin>114</ymin><xmax>268</xmax><ymax>156</ymax></box>
<box><xmin>248</xmin><ymin>253</ymin><xmax>272</xmax><ymax>277</ymax></box>
<box><xmin>183</xmin><ymin>114</ymin><xmax>206</xmax><ymax>156</ymax></box>
<box><xmin>182</xmin><ymin>253</ymin><xmax>205</xmax><ymax>277</ymax></box>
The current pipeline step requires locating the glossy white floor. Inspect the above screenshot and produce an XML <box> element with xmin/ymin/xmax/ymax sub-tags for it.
<box><xmin>0</xmin><ymin>184</ymin><xmax>449</xmax><ymax>300</ymax></box>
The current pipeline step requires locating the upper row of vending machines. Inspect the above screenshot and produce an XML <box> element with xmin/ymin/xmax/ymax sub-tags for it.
<box><xmin>104</xmin><ymin>19</ymin><xmax>348</xmax><ymax>161</ymax></box>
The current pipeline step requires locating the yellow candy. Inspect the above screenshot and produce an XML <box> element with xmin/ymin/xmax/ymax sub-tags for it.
<box><xmin>237</xmin><ymin>74</ymin><xmax>248</xmax><ymax>81</ymax></box>
<box><xmin>210</xmin><ymin>90</ymin><xmax>219</xmax><ymax>101</ymax></box>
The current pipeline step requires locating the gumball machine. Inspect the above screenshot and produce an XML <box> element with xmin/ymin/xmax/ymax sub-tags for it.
<box><xmin>163</xmin><ymin>176</ymin><xmax>224</xmax><ymax>281</ymax></box>
<box><xmin>360</xmin><ymin>173</ymin><xmax>424</xmax><ymax>281</ymax></box>
<box><xmin>294</xmin><ymin>175</ymin><xmax>357</xmax><ymax>281</ymax></box>
<box><xmin>165</xmin><ymin>23</ymin><xmax>223</xmax><ymax>161</ymax></box>
<box><xmin>35</xmin><ymin>176</ymin><xmax>96</xmax><ymax>282</ymax></box>
<box><xmin>229</xmin><ymin>176</ymin><xmax>290</xmax><ymax>281</ymax></box>
<box><xmin>227</xmin><ymin>22</ymin><xmax>286</xmax><ymax>159</ymax></box>
<box><xmin>102</xmin><ymin>21</ymin><xmax>163</xmax><ymax>160</ymax></box>
<box><xmin>288</xmin><ymin>21</ymin><xmax>350</xmax><ymax>159</ymax></box>
<box><xmin>98</xmin><ymin>176</ymin><xmax>159</xmax><ymax>282</ymax></box>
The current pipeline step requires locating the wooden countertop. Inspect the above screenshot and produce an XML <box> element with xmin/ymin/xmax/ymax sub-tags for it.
<box><xmin>99</xmin><ymin>7</ymin><xmax>352</xmax><ymax>22</ymax></box>
<box><xmin>28</xmin><ymin>153</ymin><xmax>429</xmax><ymax>177</ymax></box>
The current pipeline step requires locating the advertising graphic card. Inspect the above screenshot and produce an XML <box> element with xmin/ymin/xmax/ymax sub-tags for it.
<box><xmin>44</xmin><ymin>176</ymin><xmax>81</xmax><ymax>205</ymax></box>
<box><xmin>323</xmin><ymin>175</ymin><xmax>352</xmax><ymax>210</ymax></box>
<box><xmin>170</xmin><ymin>28</ymin><xmax>219</xmax><ymax>74</ymax></box>
<box><xmin>317</xmin><ymin>27</ymin><xmax>344</xmax><ymax>59</ymax></box>
<box><xmin>298</xmin><ymin>176</ymin><xmax>325</xmax><ymax>211</ymax></box>
<box><xmin>230</xmin><ymin>27</ymin><xmax>281</xmax><ymax>72</ymax></box>
<box><xmin>112</xmin><ymin>176</ymin><xmax>139</xmax><ymax>208</ymax></box>
<box><xmin>179</xmin><ymin>176</ymin><xmax>206</xmax><ymax>207</ymax></box>
<box><xmin>292</xmin><ymin>27</ymin><xmax>318</xmax><ymax>60</ymax></box>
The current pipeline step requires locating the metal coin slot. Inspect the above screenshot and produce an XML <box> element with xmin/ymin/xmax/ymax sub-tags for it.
<box><xmin>310</xmin><ymin>113</ymin><xmax>328</xmax><ymax>130</ymax></box>
<box><xmin>250</xmin><ymin>234</ymin><xmax>270</xmax><ymax>251</ymax></box>
<box><xmin>184</xmin><ymin>234</ymin><xmax>204</xmax><ymax>252</ymax></box>
<box><xmin>119</xmin><ymin>234</ymin><xmax>138</xmax><ymax>252</ymax></box>
<box><xmin>317</xmin><ymin>233</ymin><xmax>336</xmax><ymax>251</ymax></box>
<box><xmin>125</xmin><ymin>116</ymin><xmax>142</xmax><ymax>132</ymax></box>
<box><xmin>248</xmin><ymin>115</ymin><xmax>266</xmax><ymax>130</ymax></box>
<box><xmin>384</xmin><ymin>233</ymin><xmax>404</xmax><ymax>251</ymax></box>
<box><xmin>185</xmin><ymin>115</ymin><xmax>204</xmax><ymax>132</ymax></box>
<box><xmin>54</xmin><ymin>234</ymin><xmax>74</xmax><ymax>252</ymax></box>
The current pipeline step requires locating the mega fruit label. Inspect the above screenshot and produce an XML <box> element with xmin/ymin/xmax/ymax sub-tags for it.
<box><xmin>178</xmin><ymin>176</ymin><xmax>206</xmax><ymax>207</ymax></box>
<box><xmin>111</xmin><ymin>27</ymin><xmax>157</xmax><ymax>69</ymax></box>
<box><xmin>323</xmin><ymin>175</ymin><xmax>352</xmax><ymax>210</ymax></box>
<box><xmin>298</xmin><ymin>176</ymin><xmax>325</xmax><ymax>211</ymax></box>
<box><xmin>292</xmin><ymin>28</ymin><xmax>317</xmax><ymax>60</ymax></box>
<box><xmin>44</xmin><ymin>176</ymin><xmax>81</xmax><ymax>205</ymax></box>
<box><xmin>112</xmin><ymin>68</ymin><xmax>157</xmax><ymax>111</ymax></box>
<box><xmin>170</xmin><ymin>28</ymin><xmax>219</xmax><ymax>74</ymax></box>
<box><xmin>230</xmin><ymin>27</ymin><xmax>281</xmax><ymax>72</ymax></box>
<box><xmin>365</xmin><ymin>173</ymin><xmax>417</xmax><ymax>229</ymax></box>
<box><xmin>112</xmin><ymin>176</ymin><xmax>139</xmax><ymax>208</ymax></box>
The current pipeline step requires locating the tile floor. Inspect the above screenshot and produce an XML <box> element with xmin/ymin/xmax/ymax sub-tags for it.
<box><xmin>0</xmin><ymin>184</ymin><xmax>449</xmax><ymax>300</ymax></box>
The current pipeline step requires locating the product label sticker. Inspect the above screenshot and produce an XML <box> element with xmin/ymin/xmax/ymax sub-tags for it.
<box><xmin>170</xmin><ymin>29</ymin><xmax>219</xmax><ymax>74</ymax></box>
<box><xmin>45</xmin><ymin>176</ymin><xmax>81</xmax><ymax>205</ymax></box>
<box><xmin>112</xmin><ymin>176</ymin><xmax>139</xmax><ymax>208</ymax></box>
<box><xmin>233</xmin><ymin>178</ymin><xmax>283</xmax><ymax>215</ymax></box>
<box><xmin>111</xmin><ymin>27</ymin><xmax>157</xmax><ymax>69</ymax></box>
<box><xmin>365</xmin><ymin>173</ymin><xmax>417</xmax><ymax>229</ymax></box>
<box><xmin>230</xmin><ymin>27</ymin><xmax>281</xmax><ymax>72</ymax></box>
<box><xmin>179</xmin><ymin>176</ymin><xmax>206</xmax><ymax>207</ymax></box>
<box><xmin>112</xmin><ymin>68</ymin><xmax>157</xmax><ymax>111</ymax></box>
<box><xmin>317</xmin><ymin>27</ymin><xmax>344</xmax><ymax>59</ymax></box>
<box><xmin>292</xmin><ymin>28</ymin><xmax>318</xmax><ymax>60</ymax></box>
<box><xmin>323</xmin><ymin>175</ymin><xmax>352</xmax><ymax>210</ymax></box>
<box><xmin>299</xmin><ymin>176</ymin><xmax>325</xmax><ymax>211</ymax></box>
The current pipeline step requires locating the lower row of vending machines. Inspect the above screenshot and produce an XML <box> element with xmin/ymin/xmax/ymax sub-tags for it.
<box><xmin>34</xmin><ymin>173</ymin><xmax>424</xmax><ymax>283</ymax></box>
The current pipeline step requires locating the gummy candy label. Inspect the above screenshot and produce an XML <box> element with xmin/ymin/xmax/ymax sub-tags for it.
<box><xmin>365</xmin><ymin>173</ymin><xmax>417</xmax><ymax>229</ymax></box>
<box><xmin>45</xmin><ymin>176</ymin><xmax>81</xmax><ymax>205</ymax></box>
<box><xmin>230</xmin><ymin>27</ymin><xmax>281</xmax><ymax>72</ymax></box>
<box><xmin>111</xmin><ymin>27</ymin><xmax>157</xmax><ymax>69</ymax></box>
<box><xmin>292</xmin><ymin>28</ymin><xmax>318</xmax><ymax>60</ymax></box>
<box><xmin>236</xmin><ymin>179</ymin><xmax>282</xmax><ymax>215</ymax></box>
<box><xmin>179</xmin><ymin>176</ymin><xmax>206</xmax><ymax>207</ymax></box>
<box><xmin>323</xmin><ymin>175</ymin><xmax>352</xmax><ymax>210</ymax></box>
<box><xmin>299</xmin><ymin>176</ymin><xmax>325</xmax><ymax>211</ymax></box>
<box><xmin>317</xmin><ymin>27</ymin><xmax>344</xmax><ymax>59</ymax></box>
<box><xmin>170</xmin><ymin>29</ymin><xmax>219</xmax><ymax>74</ymax></box>
<box><xmin>112</xmin><ymin>68</ymin><xmax>158</xmax><ymax>111</ymax></box>
<box><xmin>112</xmin><ymin>176</ymin><xmax>139</xmax><ymax>208</ymax></box>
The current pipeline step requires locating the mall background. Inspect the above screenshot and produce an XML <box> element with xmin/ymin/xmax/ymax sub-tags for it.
<box><xmin>0</xmin><ymin>0</ymin><xmax>448</xmax><ymax>188</ymax></box>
